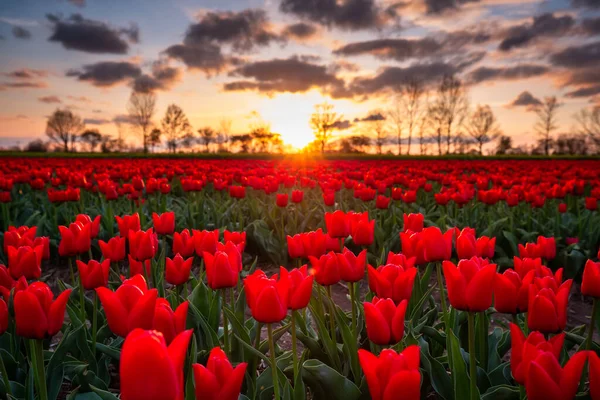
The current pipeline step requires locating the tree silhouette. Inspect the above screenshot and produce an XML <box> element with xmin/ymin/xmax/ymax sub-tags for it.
<box><xmin>430</xmin><ymin>75</ymin><xmax>468</xmax><ymax>154</ymax></box>
<box><xmin>467</xmin><ymin>105</ymin><xmax>502</xmax><ymax>155</ymax></box>
<box><xmin>388</xmin><ymin>79</ymin><xmax>425</xmax><ymax>155</ymax></box>
<box><xmin>219</xmin><ymin>118</ymin><xmax>233</xmax><ymax>152</ymax></box>
<box><xmin>127</xmin><ymin>88</ymin><xmax>156</xmax><ymax>153</ymax></box>
<box><xmin>161</xmin><ymin>104</ymin><xmax>191</xmax><ymax>153</ymax></box>
<box><xmin>575</xmin><ymin>107</ymin><xmax>600</xmax><ymax>152</ymax></box>
<box><xmin>198</xmin><ymin>127</ymin><xmax>215</xmax><ymax>152</ymax></box>
<box><xmin>149</xmin><ymin>128</ymin><xmax>162</xmax><ymax>153</ymax></box>
<box><xmin>310</xmin><ymin>102</ymin><xmax>340</xmax><ymax>153</ymax></box>
<box><xmin>80</xmin><ymin>129</ymin><xmax>103</xmax><ymax>152</ymax></box>
<box><xmin>46</xmin><ymin>109</ymin><xmax>84</xmax><ymax>152</ymax></box>
<box><xmin>534</xmin><ymin>96</ymin><xmax>560</xmax><ymax>156</ymax></box>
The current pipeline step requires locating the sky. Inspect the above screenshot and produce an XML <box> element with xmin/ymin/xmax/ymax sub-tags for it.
<box><xmin>0</xmin><ymin>0</ymin><xmax>599</xmax><ymax>152</ymax></box>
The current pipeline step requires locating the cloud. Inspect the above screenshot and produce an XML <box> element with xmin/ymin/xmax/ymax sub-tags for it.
<box><xmin>421</xmin><ymin>0</ymin><xmax>480</xmax><ymax>15</ymax></box>
<box><xmin>132</xmin><ymin>61</ymin><xmax>183</xmax><ymax>93</ymax></box>
<box><xmin>499</xmin><ymin>13</ymin><xmax>575</xmax><ymax>52</ymax></box>
<box><xmin>12</xmin><ymin>26</ymin><xmax>32</xmax><ymax>39</ymax></box>
<box><xmin>66</xmin><ymin>95</ymin><xmax>91</xmax><ymax>102</ymax></box>
<box><xmin>223</xmin><ymin>55</ymin><xmax>344</xmax><ymax>94</ymax></box>
<box><xmin>67</xmin><ymin>0</ymin><xmax>86</xmax><ymax>7</ymax></box>
<box><xmin>164</xmin><ymin>41</ymin><xmax>234</xmax><ymax>74</ymax></box>
<box><xmin>582</xmin><ymin>17</ymin><xmax>600</xmax><ymax>35</ymax></box>
<box><xmin>66</xmin><ymin>61</ymin><xmax>141</xmax><ymax>87</ymax></box>
<box><xmin>4</xmin><ymin>69</ymin><xmax>48</xmax><ymax>79</ymax></box>
<box><xmin>329</xmin><ymin>119</ymin><xmax>353</xmax><ymax>130</ymax></box>
<box><xmin>282</xmin><ymin>22</ymin><xmax>318</xmax><ymax>40</ymax></box>
<box><xmin>565</xmin><ymin>86</ymin><xmax>600</xmax><ymax>98</ymax></box>
<box><xmin>38</xmin><ymin>95</ymin><xmax>62</xmax><ymax>103</ymax></box>
<box><xmin>507</xmin><ymin>91</ymin><xmax>542</xmax><ymax>110</ymax></box>
<box><xmin>550</xmin><ymin>41</ymin><xmax>600</xmax><ymax>68</ymax></box>
<box><xmin>47</xmin><ymin>13</ymin><xmax>138</xmax><ymax>54</ymax></box>
<box><xmin>112</xmin><ymin>114</ymin><xmax>135</xmax><ymax>124</ymax></box>
<box><xmin>355</xmin><ymin>112</ymin><xmax>385</xmax><ymax>122</ymax></box>
<box><xmin>0</xmin><ymin>81</ymin><xmax>48</xmax><ymax>89</ymax></box>
<box><xmin>279</xmin><ymin>0</ymin><xmax>396</xmax><ymax>30</ymax></box>
<box><xmin>83</xmin><ymin>118</ymin><xmax>110</xmax><ymax>125</ymax></box>
<box><xmin>467</xmin><ymin>64</ymin><xmax>548</xmax><ymax>84</ymax></box>
<box><xmin>571</xmin><ymin>0</ymin><xmax>599</xmax><ymax>8</ymax></box>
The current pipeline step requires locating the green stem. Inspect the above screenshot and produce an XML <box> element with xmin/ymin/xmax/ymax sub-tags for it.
<box><xmin>326</xmin><ymin>285</ymin><xmax>336</xmax><ymax>341</ymax></box>
<box><xmin>268</xmin><ymin>324</ymin><xmax>280</xmax><ymax>400</ymax></box>
<box><xmin>0</xmin><ymin>348</ymin><xmax>12</xmax><ymax>397</ymax></box>
<box><xmin>251</xmin><ymin>322</ymin><xmax>262</xmax><ymax>398</ymax></box>
<box><xmin>221</xmin><ymin>289</ymin><xmax>229</xmax><ymax>356</ymax></box>
<box><xmin>349</xmin><ymin>282</ymin><xmax>357</xmax><ymax>338</ymax></box>
<box><xmin>92</xmin><ymin>292</ymin><xmax>98</xmax><ymax>356</ymax></box>
<box><xmin>78</xmin><ymin>277</ymin><xmax>86</xmax><ymax>322</ymax></box>
<box><xmin>30</xmin><ymin>340</ymin><xmax>48</xmax><ymax>400</ymax></box>
<box><xmin>436</xmin><ymin>263</ymin><xmax>448</xmax><ymax>320</ymax></box>
<box><xmin>468</xmin><ymin>312</ymin><xmax>478</xmax><ymax>400</ymax></box>
<box><xmin>291</xmin><ymin>311</ymin><xmax>299</xmax><ymax>382</ymax></box>
<box><xmin>68</xmin><ymin>258</ymin><xmax>76</xmax><ymax>288</ymax></box>
<box><xmin>587</xmin><ymin>298</ymin><xmax>598</xmax><ymax>351</ymax></box>
<box><xmin>519</xmin><ymin>385</ymin><xmax>526</xmax><ymax>400</ymax></box>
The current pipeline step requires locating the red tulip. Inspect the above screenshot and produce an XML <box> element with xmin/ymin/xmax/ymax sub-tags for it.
<box><xmin>193</xmin><ymin>229</ymin><xmax>219</xmax><ymax>257</ymax></box>
<box><xmin>153</xmin><ymin>299</ymin><xmax>189</xmax><ymax>345</ymax></box>
<box><xmin>589</xmin><ymin>351</ymin><xmax>600</xmax><ymax>400</ymax></box>
<box><xmin>120</xmin><ymin>329</ymin><xmax>192</xmax><ymax>400</ymax></box>
<box><xmin>586</xmin><ymin>196</ymin><xmax>598</xmax><ymax>211</ymax></box>
<box><xmin>325</xmin><ymin>210</ymin><xmax>350</xmax><ymax>238</ymax></box>
<box><xmin>223</xmin><ymin>230</ymin><xmax>246</xmax><ymax>253</ymax></box>
<box><xmin>276</xmin><ymin>193</ymin><xmax>288</xmax><ymax>207</ymax></box>
<box><xmin>96</xmin><ymin>275</ymin><xmax>157</xmax><ymax>337</ymax></box>
<box><xmin>536</xmin><ymin>236</ymin><xmax>556</xmax><ymax>260</ymax></box>
<box><xmin>287</xmin><ymin>234</ymin><xmax>305</xmax><ymax>259</ymax></box>
<box><xmin>399</xmin><ymin>231</ymin><xmax>426</xmax><ymax>265</ymax></box>
<box><xmin>558</xmin><ymin>203</ymin><xmax>567</xmax><ymax>213</ymax></box>
<box><xmin>76</xmin><ymin>214</ymin><xmax>101</xmax><ymax>238</ymax></box>
<box><xmin>339</xmin><ymin>248</ymin><xmax>367</xmax><ymax>283</ymax></box>
<box><xmin>402</xmin><ymin>213</ymin><xmax>423</xmax><ymax>233</ymax></box>
<box><xmin>494</xmin><ymin>269</ymin><xmax>534</xmax><ymax>314</ymax></box>
<box><xmin>300</xmin><ymin>229</ymin><xmax>327</xmax><ymax>258</ymax></box>
<box><xmin>581</xmin><ymin>260</ymin><xmax>600</xmax><ymax>298</ymax></box>
<box><xmin>77</xmin><ymin>259</ymin><xmax>110</xmax><ymax>290</ymax></box>
<box><xmin>128</xmin><ymin>228</ymin><xmax>158</xmax><ymax>261</ymax></box>
<box><xmin>229</xmin><ymin>185</ymin><xmax>246</xmax><ymax>199</ymax></box>
<box><xmin>59</xmin><ymin>222</ymin><xmax>91</xmax><ymax>257</ymax></box>
<box><xmin>165</xmin><ymin>254</ymin><xmax>193</xmax><ymax>286</ymax></box>
<box><xmin>527</xmin><ymin>278</ymin><xmax>572</xmax><ymax>333</ymax></box>
<box><xmin>510</xmin><ymin>323</ymin><xmax>564</xmax><ymax>385</ymax></box>
<box><xmin>203</xmin><ymin>247</ymin><xmax>240</xmax><ymax>290</ymax></box>
<box><xmin>173</xmin><ymin>229</ymin><xmax>195</xmax><ymax>258</ymax></box>
<box><xmin>442</xmin><ymin>257</ymin><xmax>496</xmax><ymax>312</ymax></box>
<box><xmin>0</xmin><ymin>298</ymin><xmax>7</xmax><ymax>335</ymax></box>
<box><xmin>358</xmin><ymin>346</ymin><xmax>421</xmax><ymax>400</ymax></box>
<box><xmin>0</xmin><ymin>265</ymin><xmax>15</xmax><ymax>299</ymax></box>
<box><xmin>364</xmin><ymin>297</ymin><xmax>407</xmax><ymax>345</ymax></box>
<box><xmin>193</xmin><ymin>347</ymin><xmax>247</xmax><ymax>400</ymax></box>
<box><xmin>279</xmin><ymin>266</ymin><xmax>313</xmax><ymax>310</ymax></box>
<box><xmin>386</xmin><ymin>252</ymin><xmax>416</xmax><ymax>269</ymax></box>
<box><xmin>244</xmin><ymin>270</ymin><xmax>289</xmax><ymax>323</ymax></box>
<box><xmin>368</xmin><ymin>263</ymin><xmax>417</xmax><ymax>305</ymax></box>
<box><xmin>525</xmin><ymin>351</ymin><xmax>587</xmax><ymax>400</ymax></box>
<box><xmin>422</xmin><ymin>227</ymin><xmax>453</xmax><ymax>262</ymax></box>
<box><xmin>7</xmin><ymin>245</ymin><xmax>43</xmax><ymax>280</ymax></box>
<box><xmin>152</xmin><ymin>212</ymin><xmax>175</xmax><ymax>235</ymax></box>
<box><xmin>99</xmin><ymin>236</ymin><xmax>127</xmax><ymax>262</ymax></box>
<box><xmin>116</xmin><ymin>213</ymin><xmax>141</xmax><ymax>238</ymax></box>
<box><xmin>323</xmin><ymin>191</ymin><xmax>335</xmax><ymax>206</ymax></box>
<box><xmin>375</xmin><ymin>195</ymin><xmax>390</xmax><ymax>209</ymax></box>
<box><xmin>351</xmin><ymin>215</ymin><xmax>375</xmax><ymax>247</ymax></box>
<box><xmin>309</xmin><ymin>251</ymin><xmax>345</xmax><ymax>286</ymax></box>
<box><xmin>129</xmin><ymin>255</ymin><xmax>151</xmax><ymax>278</ymax></box>
<box><xmin>13</xmin><ymin>282</ymin><xmax>71</xmax><ymax>339</ymax></box>
<box><xmin>291</xmin><ymin>190</ymin><xmax>304</xmax><ymax>203</ymax></box>
<box><xmin>3</xmin><ymin>225</ymin><xmax>37</xmax><ymax>252</ymax></box>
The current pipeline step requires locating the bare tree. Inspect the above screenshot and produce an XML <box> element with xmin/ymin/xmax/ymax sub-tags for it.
<box><xmin>219</xmin><ymin>118</ymin><xmax>232</xmax><ymax>152</ymax></box>
<box><xmin>369</xmin><ymin>113</ymin><xmax>387</xmax><ymax>154</ymax></box>
<box><xmin>231</xmin><ymin>134</ymin><xmax>252</xmax><ymax>153</ymax></box>
<box><xmin>45</xmin><ymin>109</ymin><xmax>84</xmax><ymax>152</ymax></box>
<box><xmin>310</xmin><ymin>102</ymin><xmax>340</xmax><ymax>153</ymax></box>
<box><xmin>80</xmin><ymin>129</ymin><xmax>103</xmax><ymax>152</ymax></box>
<box><xmin>127</xmin><ymin>89</ymin><xmax>156</xmax><ymax>153</ymax></box>
<box><xmin>427</xmin><ymin>101</ymin><xmax>446</xmax><ymax>156</ymax></box>
<box><xmin>389</xmin><ymin>79</ymin><xmax>425</xmax><ymax>155</ymax></box>
<box><xmin>198</xmin><ymin>127</ymin><xmax>215</xmax><ymax>152</ymax></box>
<box><xmin>467</xmin><ymin>105</ymin><xmax>502</xmax><ymax>155</ymax></box>
<box><xmin>496</xmin><ymin>135</ymin><xmax>513</xmax><ymax>155</ymax></box>
<box><xmin>575</xmin><ymin>107</ymin><xmax>600</xmax><ymax>151</ymax></box>
<box><xmin>149</xmin><ymin>128</ymin><xmax>162</xmax><ymax>153</ymax></box>
<box><xmin>534</xmin><ymin>96</ymin><xmax>560</xmax><ymax>156</ymax></box>
<box><xmin>113</xmin><ymin>120</ymin><xmax>126</xmax><ymax>152</ymax></box>
<box><xmin>161</xmin><ymin>104</ymin><xmax>191</xmax><ymax>153</ymax></box>
<box><xmin>431</xmin><ymin>75</ymin><xmax>469</xmax><ymax>154</ymax></box>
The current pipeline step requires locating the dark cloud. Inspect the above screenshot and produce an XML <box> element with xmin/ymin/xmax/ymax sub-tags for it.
<box><xmin>92</xmin><ymin>109</ymin><xmax>103</xmax><ymax>113</ymax></box>
<box><xmin>422</xmin><ymin>0</ymin><xmax>480</xmax><ymax>15</ymax></box>
<box><xmin>499</xmin><ymin>13</ymin><xmax>575</xmax><ymax>52</ymax></box>
<box><xmin>355</xmin><ymin>112</ymin><xmax>385</xmax><ymax>122</ymax></box>
<box><xmin>12</xmin><ymin>26</ymin><xmax>32</xmax><ymax>39</ymax></box>
<box><xmin>550</xmin><ymin>41</ymin><xmax>600</xmax><ymax>68</ymax></box>
<box><xmin>565</xmin><ymin>86</ymin><xmax>600</xmax><ymax>98</ymax></box>
<box><xmin>66</xmin><ymin>61</ymin><xmax>141</xmax><ymax>87</ymax></box>
<box><xmin>164</xmin><ymin>41</ymin><xmax>234</xmax><ymax>74</ymax></box>
<box><xmin>83</xmin><ymin>118</ymin><xmax>110</xmax><ymax>125</ymax></box>
<box><xmin>223</xmin><ymin>56</ymin><xmax>344</xmax><ymax>94</ymax></box>
<box><xmin>0</xmin><ymin>81</ymin><xmax>48</xmax><ymax>89</ymax></box>
<box><xmin>507</xmin><ymin>91</ymin><xmax>542</xmax><ymax>110</ymax></box>
<box><xmin>4</xmin><ymin>69</ymin><xmax>48</xmax><ymax>79</ymax></box>
<box><xmin>132</xmin><ymin>62</ymin><xmax>183</xmax><ymax>93</ymax></box>
<box><xmin>559</xmin><ymin>67</ymin><xmax>600</xmax><ymax>87</ymax></box>
<box><xmin>329</xmin><ymin>60</ymin><xmax>361</xmax><ymax>73</ymax></box>
<box><xmin>67</xmin><ymin>0</ymin><xmax>86</xmax><ymax>6</ymax></box>
<box><xmin>67</xmin><ymin>95</ymin><xmax>91</xmax><ymax>102</ymax></box>
<box><xmin>571</xmin><ymin>0</ymin><xmax>600</xmax><ymax>8</ymax></box>
<box><xmin>279</xmin><ymin>0</ymin><xmax>394</xmax><ymax>30</ymax></box>
<box><xmin>329</xmin><ymin>119</ymin><xmax>353</xmax><ymax>130</ymax></box>
<box><xmin>112</xmin><ymin>114</ymin><xmax>135</xmax><ymax>124</ymax></box>
<box><xmin>47</xmin><ymin>13</ymin><xmax>138</xmax><ymax>54</ymax></box>
<box><xmin>282</xmin><ymin>22</ymin><xmax>318</xmax><ymax>40</ymax></box>
<box><xmin>582</xmin><ymin>17</ymin><xmax>600</xmax><ymax>35</ymax></box>
<box><xmin>467</xmin><ymin>64</ymin><xmax>548</xmax><ymax>84</ymax></box>
<box><xmin>38</xmin><ymin>95</ymin><xmax>61</xmax><ymax>103</ymax></box>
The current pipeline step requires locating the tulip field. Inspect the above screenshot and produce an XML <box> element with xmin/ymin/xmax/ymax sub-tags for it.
<box><xmin>1</xmin><ymin>156</ymin><xmax>600</xmax><ymax>400</ymax></box>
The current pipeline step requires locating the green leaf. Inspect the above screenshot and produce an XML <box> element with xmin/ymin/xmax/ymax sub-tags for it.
<box><xmin>301</xmin><ymin>359</ymin><xmax>361</xmax><ymax>400</ymax></box>
<box><xmin>481</xmin><ymin>385</ymin><xmax>520</xmax><ymax>400</ymax></box>
<box><xmin>334</xmin><ymin>306</ymin><xmax>360</xmax><ymax>382</ymax></box>
<box><xmin>449</xmin><ymin>330</ymin><xmax>471</xmax><ymax>400</ymax></box>
<box><xmin>419</xmin><ymin>340</ymin><xmax>453</xmax><ymax>400</ymax></box>
<box><xmin>95</xmin><ymin>343</ymin><xmax>121</xmax><ymax>361</ymax></box>
<box><xmin>90</xmin><ymin>385</ymin><xmax>120</xmax><ymax>400</ymax></box>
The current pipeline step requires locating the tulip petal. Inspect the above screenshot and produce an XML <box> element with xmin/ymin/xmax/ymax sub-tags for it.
<box><xmin>128</xmin><ymin>289</ymin><xmax>158</xmax><ymax>332</ymax></box>
<box><xmin>193</xmin><ymin>364</ymin><xmax>220</xmax><ymax>400</ymax></box>
<box><xmin>364</xmin><ymin>302</ymin><xmax>391</xmax><ymax>345</ymax></box>
<box><xmin>14</xmin><ymin>291</ymin><xmax>48</xmax><ymax>339</ymax></box>
<box><xmin>382</xmin><ymin>370</ymin><xmax>421</xmax><ymax>400</ymax></box>
<box><xmin>465</xmin><ymin>264</ymin><xmax>496</xmax><ymax>312</ymax></box>
<box><xmin>358</xmin><ymin>349</ymin><xmax>382</xmax><ymax>400</ymax></box>
<box><xmin>48</xmin><ymin>289</ymin><xmax>72</xmax><ymax>336</ymax></box>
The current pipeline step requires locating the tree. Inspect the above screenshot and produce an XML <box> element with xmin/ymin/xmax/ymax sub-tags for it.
<box><xmin>310</xmin><ymin>102</ymin><xmax>340</xmax><ymax>153</ymax></box>
<box><xmin>467</xmin><ymin>105</ymin><xmax>502</xmax><ymax>155</ymax></box>
<box><xmin>231</xmin><ymin>134</ymin><xmax>252</xmax><ymax>153</ymax></box>
<box><xmin>149</xmin><ymin>128</ymin><xmax>162</xmax><ymax>153</ymax></box>
<box><xmin>554</xmin><ymin>133</ymin><xmax>588</xmax><ymax>155</ymax></box>
<box><xmin>45</xmin><ymin>109</ymin><xmax>84</xmax><ymax>152</ymax></box>
<box><xmin>25</xmin><ymin>139</ymin><xmax>48</xmax><ymax>152</ymax></box>
<box><xmin>389</xmin><ymin>79</ymin><xmax>425</xmax><ymax>155</ymax></box>
<box><xmin>198</xmin><ymin>127</ymin><xmax>215</xmax><ymax>152</ymax></box>
<box><xmin>113</xmin><ymin>120</ymin><xmax>127</xmax><ymax>152</ymax></box>
<box><xmin>161</xmin><ymin>104</ymin><xmax>191</xmax><ymax>153</ymax></box>
<box><xmin>575</xmin><ymin>107</ymin><xmax>600</xmax><ymax>152</ymax></box>
<box><xmin>80</xmin><ymin>129</ymin><xmax>103</xmax><ymax>152</ymax></box>
<box><xmin>368</xmin><ymin>113</ymin><xmax>387</xmax><ymax>154</ymax></box>
<box><xmin>427</xmin><ymin>101</ymin><xmax>446</xmax><ymax>156</ymax></box>
<box><xmin>430</xmin><ymin>75</ymin><xmax>468</xmax><ymax>154</ymax></box>
<box><xmin>495</xmin><ymin>135</ymin><xmax>512</xmax><ymax>155</ymax></box>
<box><xmin>219</xmin><ymin>118</ymin><xmax>232</xmax><ymax>152</ymax></box>
<box><xmin>127</xmin><ymin>89</ymin><xmax>156</xmax><ymax>153</ymax></box>
<box><xmin>534</xmin><ymin>96</ymin><xmax>560</xmax><ymax>156</ymax></box>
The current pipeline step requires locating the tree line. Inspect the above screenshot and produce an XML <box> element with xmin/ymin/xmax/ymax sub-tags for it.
<box><xmin>21</xmin><ymin>75</ymin><xmax>600</xmax><ymax>155</ymax></box>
